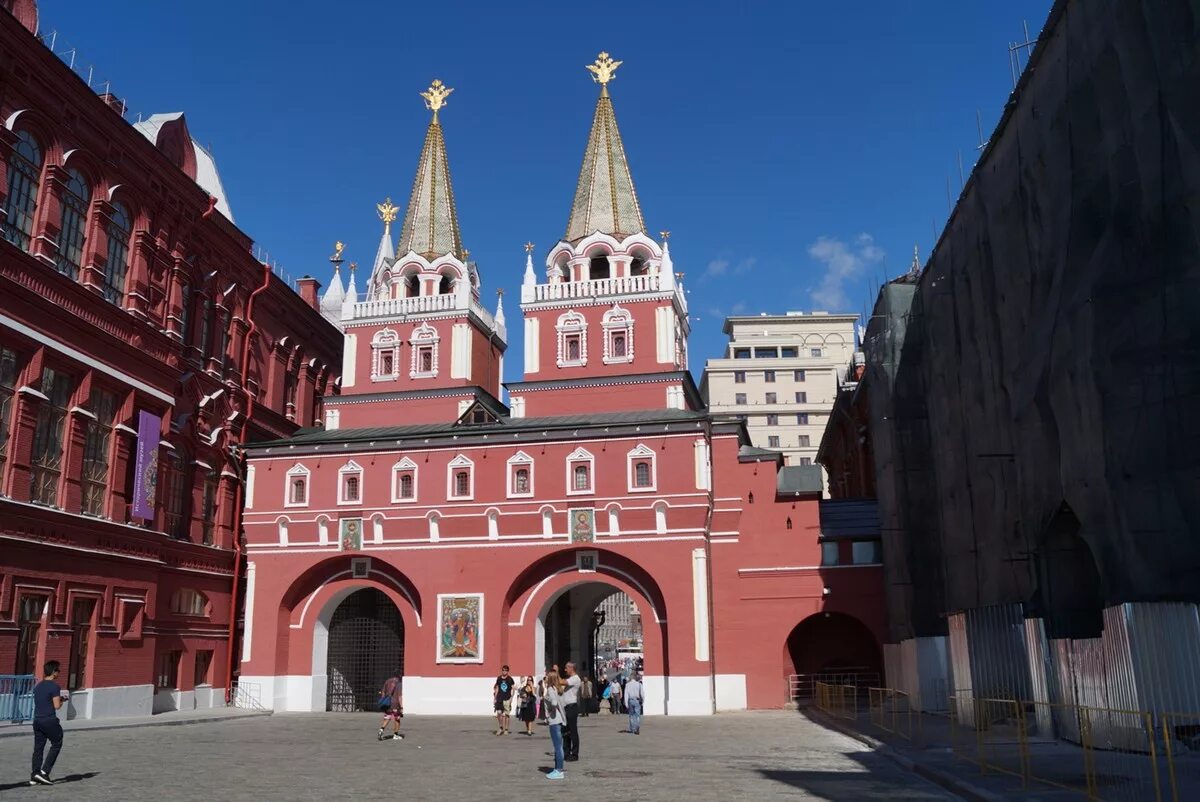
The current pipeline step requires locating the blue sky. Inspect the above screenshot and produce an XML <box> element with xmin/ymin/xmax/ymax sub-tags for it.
<box><xmin>45</xmin><ymin>0</ymin><xmax>1051</xmax><ymax>379</ymax></box>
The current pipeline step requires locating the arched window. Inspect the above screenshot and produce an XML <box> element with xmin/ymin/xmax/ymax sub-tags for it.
<box><xmin>630</xmin><ymin>257</ymin><xmax>648</xmax><ymax>276</ymax></box>
<box><xmin>635</xmin><ymin>462</ymin><xmax>651</xmax><ymax>487</ymax></box>
<box><xmin>556</xmin><ymin>310</ymin><xmax>588</xmax><ymax>368</ymax></box>
<box><xmin>102</xmin><ymin>202</ymin><xmax>132</xmax><ymax>304</ymax></box>
<box><xmin>438</xmin><ymin>274</ymin><xmax>453</xmax><ymax>295</ymax></box>
<box><xmin>405</xmin><ymin>273</ymin><xmax>420</xmax><ymax>298</ymax></box>
<box><xmin>574</xmin><ymin>464</ymin><xmax>589</xmax><ymax>491</ymax></box>
<box><xmin>507</xmin><ymin>451</ymin><xmax>534</xmax><ymax>498</ymax></box>
<box><xmin>170</xmin><ymin>589</ymin><xmax>208</xmax><ymax>616</ymax></box>
<box><xmin>626</xmin><ymin>444</ymin><xmax>656</xmax><ymax>492</ymax></box>
<box><xmin>410</xmin><ymin>322</ymin><xmax>440</xmax><ymax>378</ymax></box>
<box><xmin>371</xmin><ymin>328</ymin><xmax>401</xmax><ymax>382</ymax></box>
<box><xmin>566</xmin><ymin>447</ymin><xmax>594</xmax><ymax>495</ymax></box>
<box><xmin>391</xmin><ymin>457</ymin><xmax>417</xmax><ymax>503</ymax></box>
<box><xmin>2</xmin><ymin>130</ymin><xmax>43</xmax><ymax>250</ymax></box>
<box><xmin>447</xmin><ymin>454</ymin><xmax>474</xmax><ymax>499</ymax></box>
<box><xmin>602</xmin><ymin>304</ymin><xmax>634</xmax><ymax>365</ymax></box>
<box><xmin>56</xmin><ymin>168</ymin><xmax>91</xmax><ymax>279</ymax></box>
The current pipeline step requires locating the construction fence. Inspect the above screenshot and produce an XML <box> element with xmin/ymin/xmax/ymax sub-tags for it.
<box><xmin>813</xmin><ymin>684</ymin><xmax>1200</xmax><ymax>802</ymax></box>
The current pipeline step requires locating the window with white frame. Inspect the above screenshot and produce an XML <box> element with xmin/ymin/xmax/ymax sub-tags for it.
<box><xmin>338</xmin><ymin>460</ymin><xmax>363</xmax><ymax>505</ymax></box>
<box><xmin>626</xmin><ymin>444</ymin><xmax>656</xmax><ymax>492</ymax></box>
<box><xmin>391</xmin><ymin>457</ymin><xmax>417</xmax><ymax>503</ymax></box>
<box><xmin>601</xmin><ymin>304</ymin><xmax>634</xmax><ymax>364</ymax></box>
<box><xmin>556</xmin><ymin>310</ymin><xmax>588</xmax><ymax>368</ymax></box>
<box><xmin>506</xmin><ymin>451</ymin><xmax>534</xmax><ymax>498</ymax></box>
<box><xmin>565</xmin><ymin>447</ymin><xmax>594</xmax><ymax>495</ymax></box>
<box><xmin>371</xmin><ymin>328</ymin><xmax>401</xmax><ymax>381</ymax></box>
<box><xmin>446</xmin><ymin>454</ymin><xmax>474</xmax><ymax>500</ymax></box>
<box><xmin>285</xmin><ymin>463</ymin><xmax>310</xmax><ymax>507</ymax></box>
<box><xmin>409</xmin><ymin>322</ymin><xmax>440</xmax><ymax>378</ymax></box>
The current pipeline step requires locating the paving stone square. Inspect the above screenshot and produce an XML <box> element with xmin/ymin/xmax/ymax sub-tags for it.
<box><xmin>0</xmin><ymin>710</ymin><xmax>959</xmax><ymax>800</ymax></box>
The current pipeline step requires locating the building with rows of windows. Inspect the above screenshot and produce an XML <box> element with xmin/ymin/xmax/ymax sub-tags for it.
<box><xmin>0</xmin><ymin>2</ymin><xmax>340</xmax><ymax>719</ymax></box>
<box><xmin>701</xmin><ymin>312</ymin><xmax>860</xmax><ymax>495</ymax></box>
<box><xmin>237</xmin><ymin>57</ymin><xmax>887</xmax><ymax>716</ymax></box>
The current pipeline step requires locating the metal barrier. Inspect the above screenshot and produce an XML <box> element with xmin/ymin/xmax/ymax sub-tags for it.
<box><xmin>814</xmin><ymin>681</ymin><xmax>857</xmax><ymax>720</ymax></box>
<box><xmin>868</xmin><ymin>687</ymin><xmax>918</xmax><ymax>741</ymax></box>
<box><xmin>228</xmin><ymin>680</ymin><xmax>267</xmax><ymax>712</ymax></box>
<box><xmin>789</xmin><ymin>671</ymin><xmax>881</xmax><ymax>702</ymax></box>
<box><xmin>0</xmin><ymin>674</ymin><xmax>37</xmax><ymax>723</ymax></box>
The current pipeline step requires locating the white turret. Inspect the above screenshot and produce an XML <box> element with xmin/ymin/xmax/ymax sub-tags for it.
<box><xmin>319</xmin><ymin>256</ymin><xmax>346</xmax><ymax>326</ymax></box>
<box><xmin>340</xmin><ymin>263</ymin><xmax>358</xmax><ymax>320</ymax></box>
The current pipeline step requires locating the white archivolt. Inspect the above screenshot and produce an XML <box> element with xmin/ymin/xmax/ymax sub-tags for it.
<box><xmin>293</xmin><ymin>569</ymin><xmax>422</xmax><ymax>630</ymax></box>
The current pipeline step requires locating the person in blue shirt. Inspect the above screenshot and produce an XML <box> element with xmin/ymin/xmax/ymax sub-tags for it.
<box><xmin>29</xmin><ymin>660</ymin><xmax>65</xmax><ymax>786</ymax></box>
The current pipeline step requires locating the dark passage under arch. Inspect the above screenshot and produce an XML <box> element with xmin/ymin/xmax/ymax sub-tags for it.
<box><xmin>326</xmin><ymin>588</ymin><xmax>404</xmax><ymax>712</ymax></box>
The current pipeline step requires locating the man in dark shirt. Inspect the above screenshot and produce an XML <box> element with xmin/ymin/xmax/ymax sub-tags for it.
<box><xmin>29</xmin><ymin>660</ymin><xmax>65</xmax><ymax>786</ymax></box>
<box><xmin>493</xmin><ymin>665</ymin><xmax>514</xmax><ymax>735</ymax></box>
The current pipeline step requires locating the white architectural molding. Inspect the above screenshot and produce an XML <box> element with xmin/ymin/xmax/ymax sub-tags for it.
<box><xmin>555</xmin><ymin>310</ymin><xmax>588</xmax><ymax>368</ymax></box>
<box><xmin>565</xmin><ymin>446</ymin><xmax>595</xmax><ymax>496</ymax></box>
<box><xmin>506</xmin><ymin>451</ymin><xmax>535</xmax><ymax>499</ymax></box>
<box><xmin>284</xmin><ymin>463</ymin><xmax>310</xmax><ymax>508</ymax></box>
<box><xmin>409</xmin><ymin>322</ymin><xmax>440</xmax><ymax>378</ymax></box>
<box><xmin>369</xmin><ymin>328</ymin><xmax>401</xmax><ymax>382</ymax></box>
<box><xmin>341</xmin><ymin>332</ymin><xmax>357</xmax><ymax>387</ymax></box>
<box><xmin>626</xmin><ymin>443</ymin><xmax>657</xmax><ymax>493</ymax></box>
<box><xmin>524</xmin><ymin>317</ymin><xmax>539</xmax><ymax>374</ymax></box>
<box><xmin>450</xmin><ymin>322</ymin><xmax>471</xmax><ymax>379</ymax></box>
<box><xmin>601</xmin><ymin>304</ymin><xmax>634</xmax><ymax>365</ymax></box>
<box><xmin>692</xmin><ymin>547</ymin><xmax>710</xmax><ymax>661</ymax></box>
<box><xmin>337</xmin><ymin>460</ymin><xmax>364</xmax><ymax>506</ymax></box>
<box><xmin>655</xmin><ymin>306</ymin><xmax>674</xmax><ymax>364</ymax></box>
<box><xmin>446</xmin><ymin>454</ymin><xmax>475</xmax><ymax>500</ymax></box>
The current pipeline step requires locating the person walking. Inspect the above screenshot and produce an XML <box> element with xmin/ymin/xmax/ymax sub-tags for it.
<box><xmin>493</xmin><ymin>665</ymin><xmax>515</xmax><ymax>735</ymax></box>
<box><xmin>542</xmin><ymin>669</ymin><xmax>567</xmax><ymax>780</ymax></box>
<box><xmin>376</xmin><ymin>674</ymin><xmax>404</xmax><ymax>741</ymax></box>
<box><xmin>608</xmin><ymin>677</ymin><xmax>622</xmax><ymax>715</ymax></box>
<box><xmin>579</xmin><ymin>673</ymin><xmax>592</xmax><ymax>717</ymax></box>
<box><xmin>624</xmin><ymin>670</ymin><xmax>644</xmax><ymax>735</ymax></box>
<box><xmin>29</xmin><ymin>660</ymin><xmax>65</xmax><ymax>786</ymax></box>
<box><xmin>562</xmin><ymin>662</ymin><xmax>582</xmax><ymax>761</ymax></box>
<box><xmin>518</xmin><ymin>676</ymin><xmax>537</xmax><ymax>736</ymax></box>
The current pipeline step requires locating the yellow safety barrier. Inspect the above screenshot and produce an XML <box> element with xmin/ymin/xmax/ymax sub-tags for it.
<box><xmin>814</xmin><ymin>681</ymin><xmax>857</xmax><ymax>720</ymax></box>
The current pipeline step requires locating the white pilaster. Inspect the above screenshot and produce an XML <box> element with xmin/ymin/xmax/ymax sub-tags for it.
<box><xmin>242</xmin><ymin>561</ymin><xmax>257</xmax><ymax>662</ymax></box>
<box><xmin>450</xmin><ymin>323</ymin><xmax>471</xmax><ymax>379</ymax></box>
<box><xmin>694</xmin><ymin>438</ymin><xmax>711</xmax><ymax>490</ymax></box>
<box><xmin>341</xmin><ymin>333</ymin><xmax>357</xmax><ymax>387</ymax></box>
<box><xmin>524</xmin><ymin>316</ymin><xmax>540</xmax><ymax>374</ymax></box>
<box><xmin>656</xmin><ymin>306</ymin><xmax>673</xmax><ymax>364</ymax></box>
<box><xmin>692</xmin><ymin>547</ymin><xmax>710</xmax><ymax>662</ymax></box>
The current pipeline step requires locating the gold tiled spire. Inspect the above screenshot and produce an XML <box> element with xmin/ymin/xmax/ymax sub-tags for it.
<box><xmin>565</xmin><ymin>52</ymin><xmax>646</xmax><ymax>243</ymax></box>
<box><xmin>396</xmin><ymin>80</ymin><xmax>464</xmax><ymax>261</ymax></box>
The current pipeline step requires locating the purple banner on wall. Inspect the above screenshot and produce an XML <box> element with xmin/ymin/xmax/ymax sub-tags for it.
<box><xmin>131</xmin><ymin>410</ymin><xmax>161</xmax><ymax>521</ymax></box>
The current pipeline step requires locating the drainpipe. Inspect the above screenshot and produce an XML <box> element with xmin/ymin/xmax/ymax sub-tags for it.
<box><xmin>702</xmin><ymin>416</ymin><xmax>717</xmax><ymax>714</ymax></box>
<box><xmin>223</xmin><ymin>259</ymin><xmax>272</xmax><ymax>702</ymax></box>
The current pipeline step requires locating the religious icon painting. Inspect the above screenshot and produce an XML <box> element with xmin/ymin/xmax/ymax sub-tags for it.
<box><xmin>569</xmin><ymin>507</ymin><xmax>596</xmax><ymax>543</ymax></box>
<box><xmin>339</xmin><ymin>517</ymin><xmax>363</xmax><ymax>551</ymax></box>
<box><xmin>436</xmin><ymin>593</ymin><xmax>484</xmax><ymax>664</ymax></box>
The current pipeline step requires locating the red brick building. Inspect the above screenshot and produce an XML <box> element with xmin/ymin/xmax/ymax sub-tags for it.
<box><xmin>0</xmin><ymin>1</ymin><xmax>340</xmax><ymax>719</ymax></box>
<box><xmin>238</xmin><ymin>60</ymin><xmax>885</xmax><ymax>715</ymax></box>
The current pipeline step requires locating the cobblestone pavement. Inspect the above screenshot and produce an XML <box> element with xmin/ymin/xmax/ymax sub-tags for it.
<box><xmin>0</xmin><ymin>710</ymin><xmax>959</xmax><ymax>800</ymax></box>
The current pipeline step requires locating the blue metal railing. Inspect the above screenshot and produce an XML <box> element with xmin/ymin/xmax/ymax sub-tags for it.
<box><xmin>0</xmin><ymin>674</ymin><xmax>37</xmax><ymax>723</ymax></box>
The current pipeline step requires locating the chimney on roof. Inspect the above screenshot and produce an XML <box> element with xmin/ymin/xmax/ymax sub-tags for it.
<box><xmin>97</xmin><ymin>92</ymin><xmax>126</xmax><ymax>118</ymax></box>
<box><xmin>295</xmin><ymin>276</ymin><xmax>321</xmax><ymax>310</ymax></box>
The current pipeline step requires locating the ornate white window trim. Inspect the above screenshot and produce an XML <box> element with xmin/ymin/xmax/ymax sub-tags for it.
<box><xmin>410</xmin><ymin>321</ymin><xmax>440</xmax><ymax>378</ymax></box>
<box><xmin>626</xmin><ymin>443</ymin><xmax>657</xmax><ymax>493</ymax></box>
<box><xmin>446</xmin><ymin>453</ymin><xmax>475</xmax><ymax>500</ymax></box>
<box><xmin>506</xmin><ymin>450</ymin><xmax>535</xmax><ymax>499</ymax></box>
<box><xmin>391</xmin><ymin>456</ymin><xmax>418</xmax><ymax>503</ymax></box>
<box><xmin>284</xmin><ymin>462</ymin><xmax>310</xmax><ymax>507</ymax></box>
<box><xmin>370</xmin><ymin>328</ymin><xmax>402</xmax><ymax>382</ymax></box>
<box><xmin>556</xmin><ymin>310</ymin><xmax>588</xmax><ymax>368</ymax></box>
<box><xmin>337</xmin><ymin>459</ymin><xmax>363</xmax><ymax>506</ymax></box>
<box><xmin>565</xmin><ymin>446</ymin><xmax>595</xmax><ymax>496</ymax></box>
<box><xmin>601</xmin><ymin>304</ymin><xmax>634</xmax><ymax>365</ymax></box>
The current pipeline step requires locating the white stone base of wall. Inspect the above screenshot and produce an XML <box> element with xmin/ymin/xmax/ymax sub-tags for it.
<box><xmin>65</xmin><ymin>684</ymin><xmax>154</xmax><ymax>720</ymax></box>
<box><xmin>237</xmin><ymin>673</ymin><xmax>721</xmax><ymax>715</ymax></box>
<box><xmin>714</xmin><ymin>674</ymin><xmax>747</xmax><ymax>711</ymax></box>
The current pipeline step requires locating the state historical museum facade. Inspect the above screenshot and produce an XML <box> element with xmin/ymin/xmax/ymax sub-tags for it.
<box><xmin>239</xmin><ymin>57</ymin><xmax>887</xmax><ymax>715</ymax></box>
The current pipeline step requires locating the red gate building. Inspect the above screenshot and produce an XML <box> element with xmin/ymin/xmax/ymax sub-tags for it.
<box><xmin>238</xmin><ymin>59</ymin><xmax>885</xmax><ymax>714</ymax></box>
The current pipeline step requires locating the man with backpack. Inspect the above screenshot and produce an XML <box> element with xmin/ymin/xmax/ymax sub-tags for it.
<box><xmin>376</xmin><ymin>675</ymin><xmax>404</xmax><ymax>741</ymax></box>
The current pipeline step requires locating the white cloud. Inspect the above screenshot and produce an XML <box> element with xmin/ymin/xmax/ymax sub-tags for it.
<box><xmin>705</xmin><ymin>259</ymin><xmax>729</xmax><ymax>278</ymax></box>
<box><xmin>733</xmin><ymin>257</ymin><xmax>757</xmax><ymax>274</ymax></box>
<box><xmin>808</xmin><ymin>233</ymin><xmax>884</xmax><ymax>311</ymax></box>
<box><xmin>731</xmin><ymin>301</ymin><xmax>747</xmax><ymax>314</ymax></box>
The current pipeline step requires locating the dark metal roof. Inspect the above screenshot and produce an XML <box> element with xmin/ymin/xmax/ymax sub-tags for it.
<box><xmin>776</xmin><ymin>465</ymin><xmax>823</xmax><ymax>495</ymax></box>
<box><xmin>738</xmin><ymin>444</ymin><xmax>782</xmax><ymax>462</ymax></box>
<box><xmin>246</xmin><ymin>408</ymin><xmax>708</xmax><ymax>450</ymax></box>
<box><xmin>818</xmin><ymin>499</ymin><xmax>880</xmax><ymax>539</ymax></box>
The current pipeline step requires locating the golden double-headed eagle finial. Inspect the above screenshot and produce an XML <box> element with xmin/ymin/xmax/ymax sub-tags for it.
<box><xmin>586</xmin><ymin>52</ymin><xmax>622</xmax><ymax>91</ymax></box>
<box><xmin>420</xmin><ymin>79</ymin><xmax>454</xmax><ymax>119</ymax></box>
<box><xmin>377</xmin><ymin>197</ymin><xmax>399</xmax><ymax>226</ymax></box>
<box><xmin>331</xmin><ymin>241</ymin><xmax>345</xmax><ymax>263</ymax></box>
